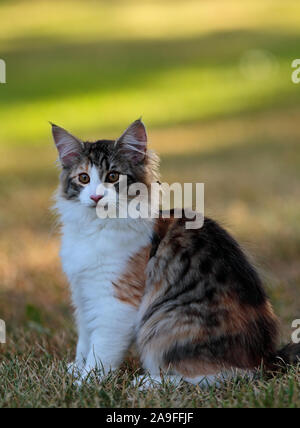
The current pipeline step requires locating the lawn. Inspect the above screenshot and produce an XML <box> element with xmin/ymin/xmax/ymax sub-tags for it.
<box><xmin>0</xmin><ymin>0</ymin><xmax>299</xmax><ymax>408</ymax></box>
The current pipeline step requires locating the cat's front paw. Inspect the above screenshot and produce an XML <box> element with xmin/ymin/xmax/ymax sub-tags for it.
<box><xmin>67</xmin><ymin>361</ymin><xmax>78</xmax><ymax>375</ymax></box>
<box><xmin>69</xmin><ymin>364</ymin><xmax>107</xmax><ymax>387</ymax></box>
<box><xmin>67</xmin><ymin>366</ymin><xmax>94</xmax><ymax>387</ymax></box>
<box><xmin>67</xmin><ymin>361</ymin><xmax>86</xmax><ymax>378</ymax></box>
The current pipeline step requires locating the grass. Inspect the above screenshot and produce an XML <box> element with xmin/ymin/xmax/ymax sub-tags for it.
<box><xmin>1</xmin><ymin>331</ymin><xmax>299</xmax><ymax>408</ymax></box>
<box><xmin>0</xmin><ymin>0</ymin><xmax>299</xmax><ymax>408</ymax></box>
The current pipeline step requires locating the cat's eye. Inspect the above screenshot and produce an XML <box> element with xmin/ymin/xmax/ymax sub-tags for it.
<box><xmin>78</xmin><ymin>173</ymin><xmax>90</xmax><ymax>184</ymax></box>
<box><xmin>106</xmin><ymin>171</ymin><xmax>119</xmax><ymax>183</ymax></box>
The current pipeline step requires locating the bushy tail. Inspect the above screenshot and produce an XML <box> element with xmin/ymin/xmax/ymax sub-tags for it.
<box><xmin>267</xmin><ymin>343</ymin><xmax>300</xmax><ymax>372</ymax></box>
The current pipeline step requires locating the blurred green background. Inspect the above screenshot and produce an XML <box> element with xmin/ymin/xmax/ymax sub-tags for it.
<box><xmin>0</xmin><ymin>0</ymin><xmax>300</xmax><ymax>383</ymax></box>
<box><xmin>0</xmin><ymin>0</ymin><xmax>300</xmax><ymax>144</ymax></box>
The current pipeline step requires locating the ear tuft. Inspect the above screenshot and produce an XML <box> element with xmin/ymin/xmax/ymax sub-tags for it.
<box><xmin>51</xmin><ymin>124</ymin><xmax>83</xmax><ymax>167</ymax></box>
<box><xmin>116</xmin><ymin>119</ymin><xmax>147</xmax><ymax>163</ymax></box>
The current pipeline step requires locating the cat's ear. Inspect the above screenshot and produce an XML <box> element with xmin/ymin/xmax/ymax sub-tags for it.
<box><xmin>51</xmin><ymin>123</ymin><xmax>83</xmax><ymax>168</ymax></box>
<box><xmin>116</xmin><ymin>119</ymin><xmax>147</xmax><ymax>163</ymax></box>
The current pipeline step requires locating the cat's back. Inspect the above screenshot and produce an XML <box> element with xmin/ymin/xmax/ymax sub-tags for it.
<box><xmin>138</xmin><ymin>214</ymin><xmax>279</xmax><ymax>375</ymax></box>
<box><xmin>148</xmin><ymin>215</ymin><xmax>267</xmax><ymax>306</ymax></box>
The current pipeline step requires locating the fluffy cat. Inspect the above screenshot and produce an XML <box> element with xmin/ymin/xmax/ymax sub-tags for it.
<box><xmin>52</xmin><ymin>119</ymin><xmax>300</xmax><ymax>387</ymax></box>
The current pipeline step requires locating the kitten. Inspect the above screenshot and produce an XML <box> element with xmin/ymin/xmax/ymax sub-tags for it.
<box><xmin>52</xmin><ymin>119</ymin><xmax>300</xmax><ymax>387</ymax></box>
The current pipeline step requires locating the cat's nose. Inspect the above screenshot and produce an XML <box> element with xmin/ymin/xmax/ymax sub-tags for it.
<box><xmin>90</xmin><ymin>194</ymin><xmax>103</xmax><ymax>203</ymax></box>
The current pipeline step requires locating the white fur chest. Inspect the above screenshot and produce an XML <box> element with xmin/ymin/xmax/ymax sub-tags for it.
<box><xmin>58</xmin><ymin>202</ymin><xmax>153</xmax><ymax>319</ymax></box>
<box><xmin>61</xmin><ymin>221</ymin><xmax>150</xmax><ymax>285</ymax></box>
